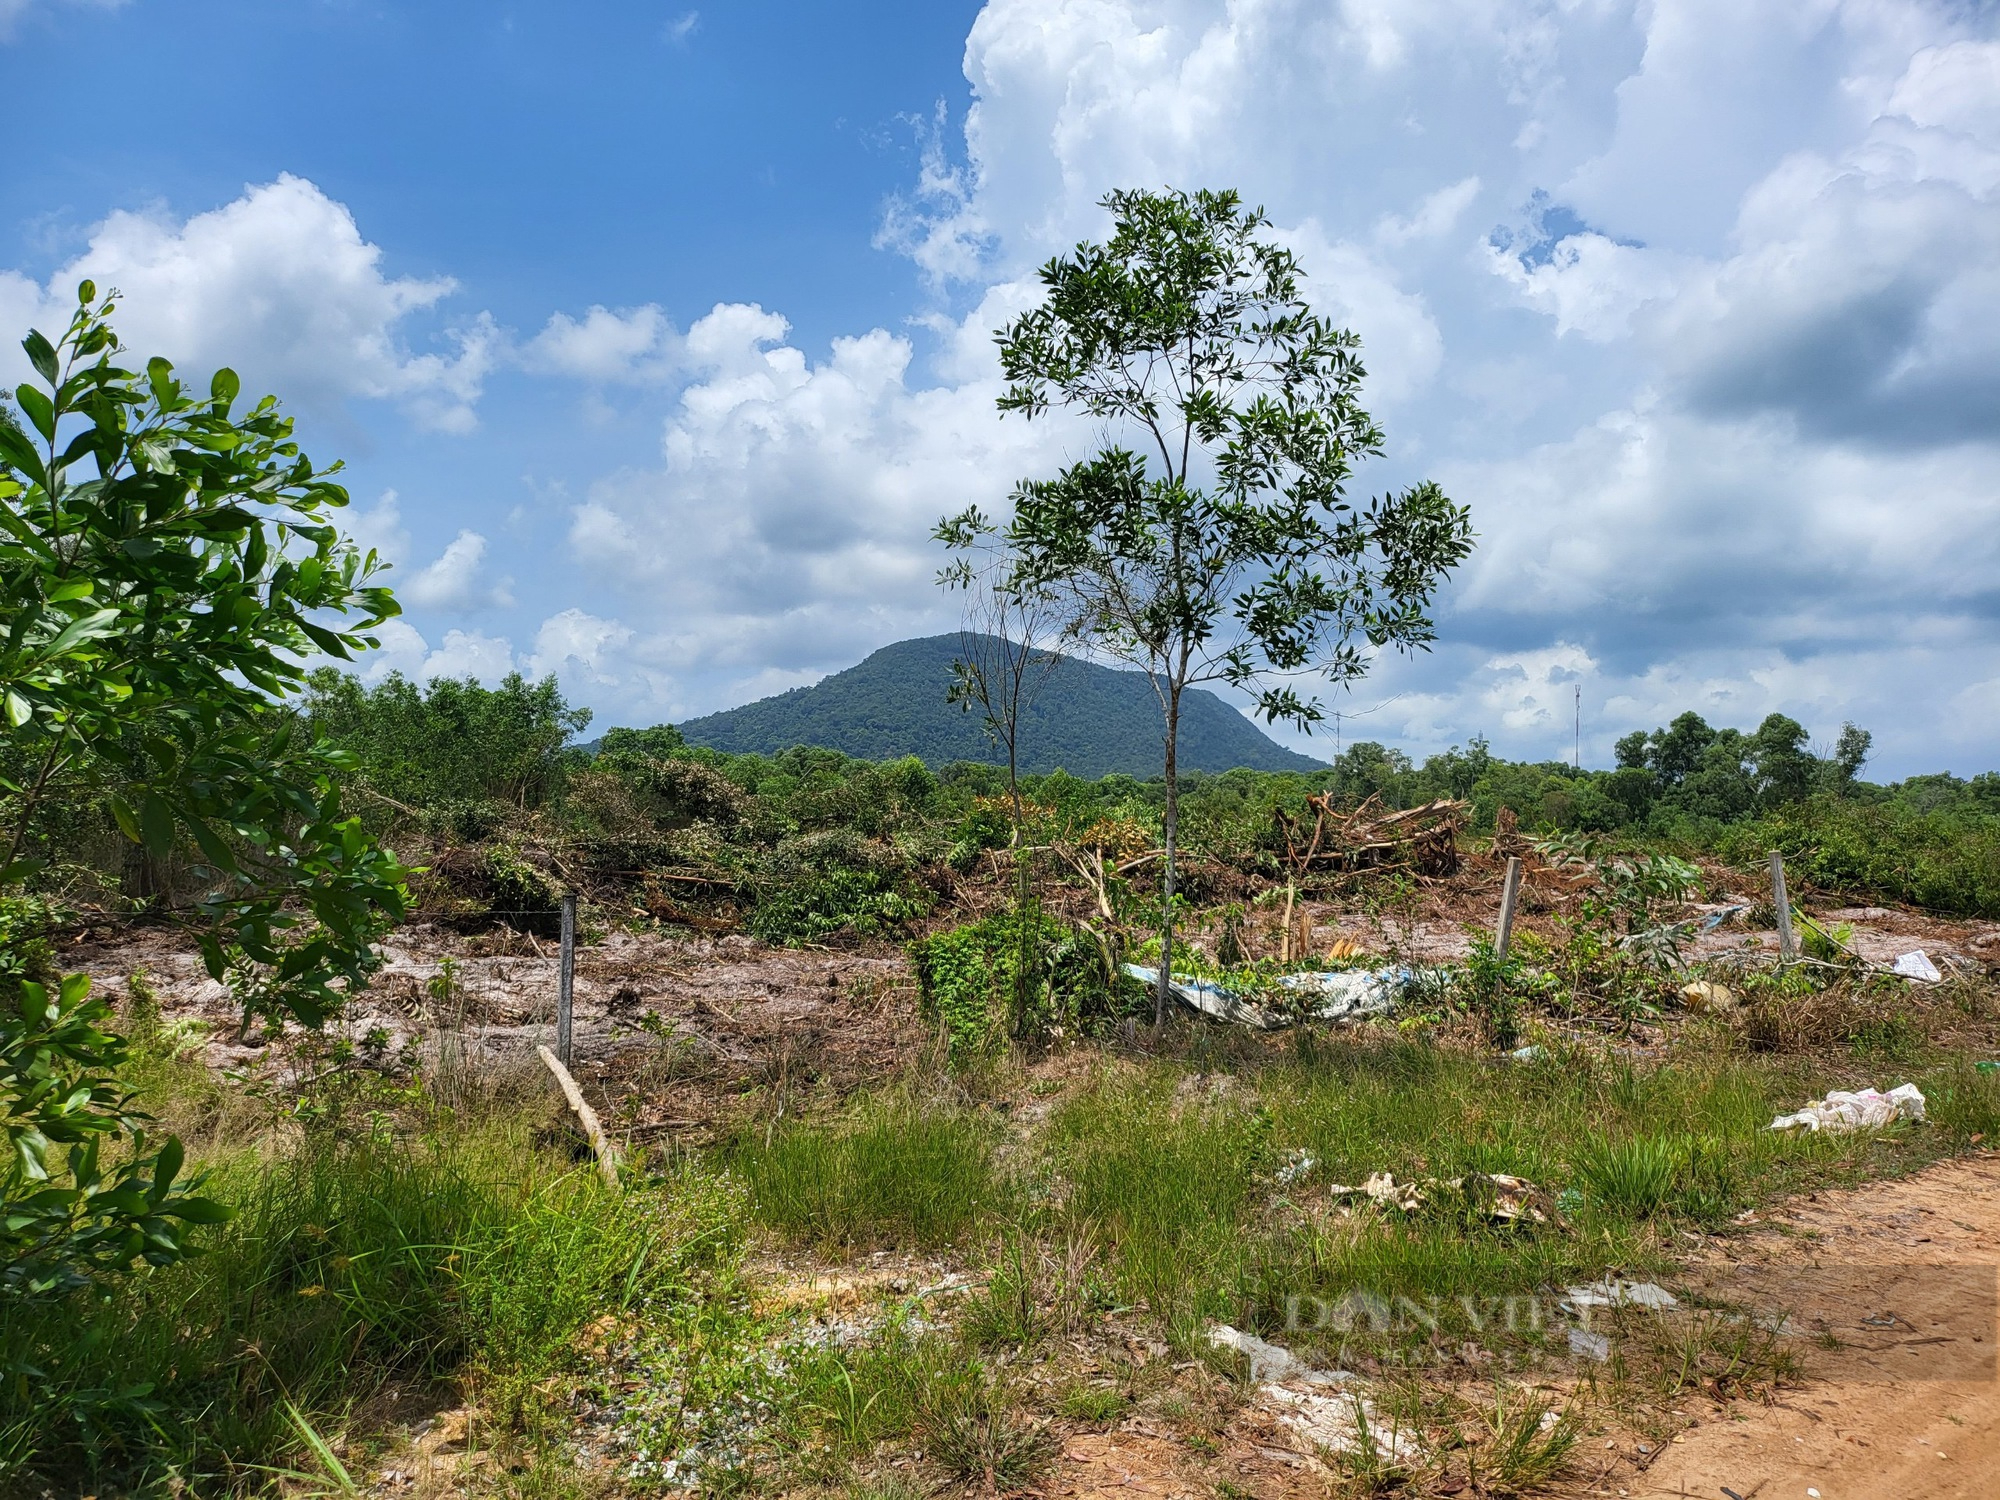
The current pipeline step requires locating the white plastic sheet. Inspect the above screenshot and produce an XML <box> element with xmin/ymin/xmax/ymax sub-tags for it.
<box><xmin>1892</xmin><ymin>950</ymin><xmax>1943</xmax><ymax>983</ymax></box>
<box><xmin>1121</xmin><ymin>963</ymin><xmax>1404</xmax><ymax>1029</ymax></box>
<box><xmin>1768</xmin><ymin>1082</ymin><xmax>1927</xmax><ymax>1133</ymax></box>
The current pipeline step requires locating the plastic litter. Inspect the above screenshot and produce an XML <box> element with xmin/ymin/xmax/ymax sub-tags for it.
<box><xmin>1975</xmin><ymin>1061</ymin><xmax>1999</xmax><ymax>1075</ymax></box>
<box><xmin>1768</xmin><ymin>1082</ymin><xmax>1927</xmax><ymax>1133</ymax></box>
<box><xmin>1120</xmin><ymin>963</ymin><xmax>1407</xmax><ymax>1029</ymax></box>
<box><xmin>1206</xmin><ymin>1328</ymin><xmax>1415</xmax><ymax>1462</ymax></box>
<box><xmin>1327</xmin><ymin>1170</ymin><xmax>1551</xmax><ymax>1224</ymax></box>
<box><xmin>1259</xmin><ymin>1383</ymin><xmax>1419</xmax><ymax>1461</ymax></box>
<box><xmin>1893</xmin><ymin>950</ymin><xmax>1943</xmax><ymax>983</ymax></box>
<box><xmin>1120</xmin><ymin>965</ymin><xmax>1269</xmax><ymax>1026</ymax></box>
<box><xmin>1680</xmin><ymin>979</ymin><xmax>1738</xmax><ymax>1014</ymax></box>
<box><xmin>1273</xmin><ymin>1148</ymin><xmax>1317</xmax><ymax>1187</ymax></box>
<box><xmin>1568</xmin><ymin>1327</ymin><xmax>1612</xmax><ymax>1361</ymax></box>
<box><xmin>1207</xmin><ymin>1324</ymin><xmax>1336</xmax><ymax>1384</ymax></box>
<box><xmin>1510</xmin><ymin>1044</ymin><xmax>1546</xmax><ymax>1061</ymax></box>
<box><xmin>1563</xmin><ymin>1280</ymin><xmax>1679</xmax><ymax>1312</ymax></box>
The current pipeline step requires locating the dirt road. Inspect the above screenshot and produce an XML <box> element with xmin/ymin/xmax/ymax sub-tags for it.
<box><xmin>1622</xmin><ymin>1154</ymin><xmax>2000</xmax><ymax>1500</ymax></box>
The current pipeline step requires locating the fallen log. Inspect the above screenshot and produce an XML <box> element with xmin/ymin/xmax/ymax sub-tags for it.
<box><xmin>536</xmin><ymin>1044</ymin><xmax>622</xmax><ymax>1189</ymax></box>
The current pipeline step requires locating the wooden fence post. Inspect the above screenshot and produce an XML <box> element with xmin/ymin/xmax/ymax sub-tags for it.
<box><xmin>1769</xmin><ymin>852</ymin><xmax>1797</xmax><ymax>962</ymax></box>
<box><xmin>1495</xmin><ymin>856</ymin><xmax>1523</xmax><ymax>961</ymax></box>
<box><xmin>557</xmin><ymin>890</ymin><xmax>577</xmax><ymax>1065</ymax></box>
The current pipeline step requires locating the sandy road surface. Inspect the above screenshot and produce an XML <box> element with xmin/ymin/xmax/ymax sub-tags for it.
<box><xmin>1617</xmin><ymin>1154</ymin><xmax>2000</xmax><ymax>1500</ymax></box>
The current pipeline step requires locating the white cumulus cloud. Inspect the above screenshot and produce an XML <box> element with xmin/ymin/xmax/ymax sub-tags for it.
<box><xmin>0</xmin><ymin>175</ymin><xmax>496</xmax><ymax>432</ymax></box>
<box><xmin>400</xmin><ymin>530</ymin><xmax>515</xmax><ymax>612</ymax></box>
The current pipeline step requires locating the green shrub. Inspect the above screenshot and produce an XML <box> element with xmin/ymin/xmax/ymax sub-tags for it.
<box><xmin>1720</xmin><ymin>796</ymin><xmax>2000</xmax><ymax>917</ymax></box>
<box><xmin>750</xmin><ymin>866</ymin><xmax>930</xmax><ymax>945</ymax></box>
<box><xmin>908</xmin><ymin>909</ymin><xmax>1115</xmax><ymax>1056</ymax></box>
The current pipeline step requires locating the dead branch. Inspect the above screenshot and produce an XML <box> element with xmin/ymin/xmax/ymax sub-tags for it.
<box><xmin>536</xmin><ymin>1044</ymin><xmax>622</xmax><ymax>1189</ymax></box>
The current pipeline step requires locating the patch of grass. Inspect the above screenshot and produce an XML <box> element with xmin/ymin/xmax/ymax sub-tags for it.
<box><xmin>1472</xmin><ymin>1386</ymin><xmax>1579</xmax><ymax>1492</ymax></box>
<box><xmin>0</xmin><ymin>1119</ymin><xmax>737</xmax><ymax>1495</ymax></box>
<box><xmin>1928</xmin><ymin>1061</ymin><xmax>2000</xmax><ymax>1139</ymax></box>
<box><xmin>917</xmin><ymin>1362</ymin><xmax>1052</xmax><ymax>1491</ymax></box>
<box><xmin>1049</xmin><ymin>1072</ymin><xmax>1267</xmax><ymax>1335</ymax></box>
<box><xmin>1056</xmin><ymin>1383</ymin><xmax>1128</xmax><ymax>1423</ymax></box>
<box><xmin>1578</xmin><ymin>1136</ymin><xmax>1678</xmax><ymax>1216</ymax></box>
<box><xmin>730</xmin><ymin>1095</ymin><xmax>1007</xmax><ymax>1250</ymax></box>
<box><xmin>1607</xmin><ymin>1304</ymin><xmax>1802</xmax><ymax>1402</ymax></box>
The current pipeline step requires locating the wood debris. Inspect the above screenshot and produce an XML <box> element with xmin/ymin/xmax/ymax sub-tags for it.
<box><xmin>1274</xmin><ymin>794</ymin><xmax>1468</xmax><ymax>880</ymax></box>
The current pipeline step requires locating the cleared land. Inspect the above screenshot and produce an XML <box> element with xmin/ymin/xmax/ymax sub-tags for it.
<box><xmin>45</xmin><ymin>848</ymin><xmax>2000</xmax><ymax>1499</ymax></box>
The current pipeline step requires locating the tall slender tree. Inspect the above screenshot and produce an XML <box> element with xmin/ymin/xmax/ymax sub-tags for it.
<box><xmin>934</xmin><ymin>505</ymin><xmax>1063</xmax><ymax>834</ymax></box>
<box><xmin>993</xmin><ymin>188</ymin><xmax>1474</xmax><ymax>1029</ymax></box>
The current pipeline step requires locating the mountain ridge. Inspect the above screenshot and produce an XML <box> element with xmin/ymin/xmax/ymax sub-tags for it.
<box><xmin>673</xmin><ymin>634</ymin><xmax>1326</xmax><ymax>778</ymax></box>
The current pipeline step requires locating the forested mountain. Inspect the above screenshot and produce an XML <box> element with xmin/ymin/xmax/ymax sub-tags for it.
<box><xmin>673</xmin><ymin>635</ymin><xmax>1326</xmax><ymax>777</ymax></box>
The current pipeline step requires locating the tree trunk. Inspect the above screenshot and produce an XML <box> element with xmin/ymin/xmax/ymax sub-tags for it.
<box><xmin>1154</xmin><ymin>689</ymin><xmax>1180</xmax><ymax>1034</ymax></box>
<box><xmin>1007</xmin><ymin>735</ymin><xmax>1021</xmax><ymax>844</ymax></box>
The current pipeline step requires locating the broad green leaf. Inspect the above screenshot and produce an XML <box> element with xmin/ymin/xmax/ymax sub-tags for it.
<box><xmin>34</xmin><ymin>607</ymin><xmax>120</xmax><ymax>661</ymax></box>
<box><xmin>109</xmin><ymin>796</ymin><xmax>142</xmax><ymax>844</ymax></box>
<box><xmin>184</xmin><ymin>814</ymin><xmax>237</xmax><ymax>872</ymax></box>
<box><xmin>22</xmin><ymin>329</ymin><xmax>58</xmax><ymax>385</ymax></box>
<box><xmin>150</xmin><ymin>1137</ymin><xmax>185</xmax><ymax>1202</ymax></box>
<box><xmin>297</xmin><ymin>620</ymin><xmax>352</xmax><ymax>659</ymax></box>
<box><xmin>210</xmin><ymin>367</ymin><xmax>240</xmax><ymax>406</ymax></box>
<box><xmin>0</xmin><ymin>413</ymin><xmax>48</xmax><ymax>484</ymax></box>
<box><xmin>139</xmin><ymin>793</ymin><xmax>175</xmax><ymax>856</ymax></box>
<box><xmin>14</xmin><ymin>383</ymin><xmax>55</xmax><ymax>442</ymax></box>
<box><xmin>3</xmin><ymin>691</ymin><xmax>30</xmax><ymax>727</ymax></box>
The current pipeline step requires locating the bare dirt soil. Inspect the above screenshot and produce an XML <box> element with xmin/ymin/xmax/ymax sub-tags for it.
<box><xmin>65</xmin><ymin>921</ymin><xmax>920</xmax><ymax>1143</ymax></box>
<box><xmin>1598</xmin><ymin>1154</ymin><xmax>2000</xmax><ymax>1500</ymax></box>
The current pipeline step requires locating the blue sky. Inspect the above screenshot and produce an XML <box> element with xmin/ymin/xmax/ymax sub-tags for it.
<box><xmin>5</xmin><ymin>0</ymin><xmax>2000</xmax><ymax>777</ymax></box>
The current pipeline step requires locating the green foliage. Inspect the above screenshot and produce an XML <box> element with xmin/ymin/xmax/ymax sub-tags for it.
<box><xmin>304</xmin><ymin>667</ymin><xmax>592</xmax><ymax>828</ymax></box>
<box><xmin>481</xmin><ymin>842</ymin><xmax>566</xmax><ymax>935</ymax></box>
<box><xmin>1721</xmin><ymin>794</ymin><xmax>2000</xmax><ymax>916</ymax></box>
<box><xmin>0</xmin><ymin>1121</ymin><xmax>729</xmax><ymax>1490</ymax></box>
<box><xmin>1534</xmin><ymin>833</ymin><xmax>1702</xmax><ymax>969</ymax></box>
<box><xmin>1459</xmin><ymin>937</ymin><xmax>1523</xmax><ymax>1050</ymax></box>
<box><xmin>0</xmin><ymin>294</ymin><xmax>411</xmax><ymax>1299</ymax></box>
<box><xmin>908</xmin><ymin>906</ymin><xmax>1118</xmax><ymax>1057</ymax></box>
<box><xmin>749</xmin><ymin>865</ymin><xmax>930</xmax><ymax>947</ymax></box>
<box><xmin>0</xmin><ymin>288</ymin><xmax>408</xmax><ymax>1021</ymax></box>
<box><xmin>995</xmin><ymin>186</ymin><xmax>1473</xmax><ymax>1026</ymax></box>
<box><xmin>1</xmin><ymin>973</ymin><xmax>231</xmax><ymax>1295</ymax></box>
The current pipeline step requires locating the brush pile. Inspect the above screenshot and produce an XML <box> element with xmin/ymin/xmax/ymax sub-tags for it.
<box><xmin>1273</xmin><ymin>793</ymin><xmax>1468</xmax><ymax>880</ymax></box>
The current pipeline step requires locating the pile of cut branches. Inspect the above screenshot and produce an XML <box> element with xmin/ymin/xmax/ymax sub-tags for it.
<box><xmin>1273</xmin><ymin>794</ymin><xmax>1468</xmax><ymax>881</ymax></box>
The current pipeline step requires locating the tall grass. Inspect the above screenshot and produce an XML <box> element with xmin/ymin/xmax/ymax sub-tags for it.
<box><xmin>728</xmin><ymin>1095</ymin><xmax>1008</xmax><ymax>1251</ymax></box>
<box><xmin>1047</xmin><ymin>1074</ymin><xmax>1266</xmax><ymax>1336</ymax></box>
<box><xmin>0</xmin><ymin>1120</ymin><xmax>740</xmax><ymax>1495</ymax></box>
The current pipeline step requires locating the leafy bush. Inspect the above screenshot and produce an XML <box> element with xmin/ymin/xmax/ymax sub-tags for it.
<box><xmin>304</xmin><ymin>667</ymin><xmax>592</xmax><ymax>816</ymax></box>
<box><xmin>750</xmin><ymin>867</ymin><xmax>930</xmax><ymax>945</ymax></box>
<box><xmin>1</xmin><ymin>973</ymin><xmax>230</xmax><ymax>1296</ymax></box>
<box><xmin>1719</xmin><ymin>795</ymin><xmax>2000</xmax><ymax>917</ymax></box>
<box><xmin>908</xmin><ymin>908</ymin><xmax>1118</xmax><ymax>1056</ymax></box>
